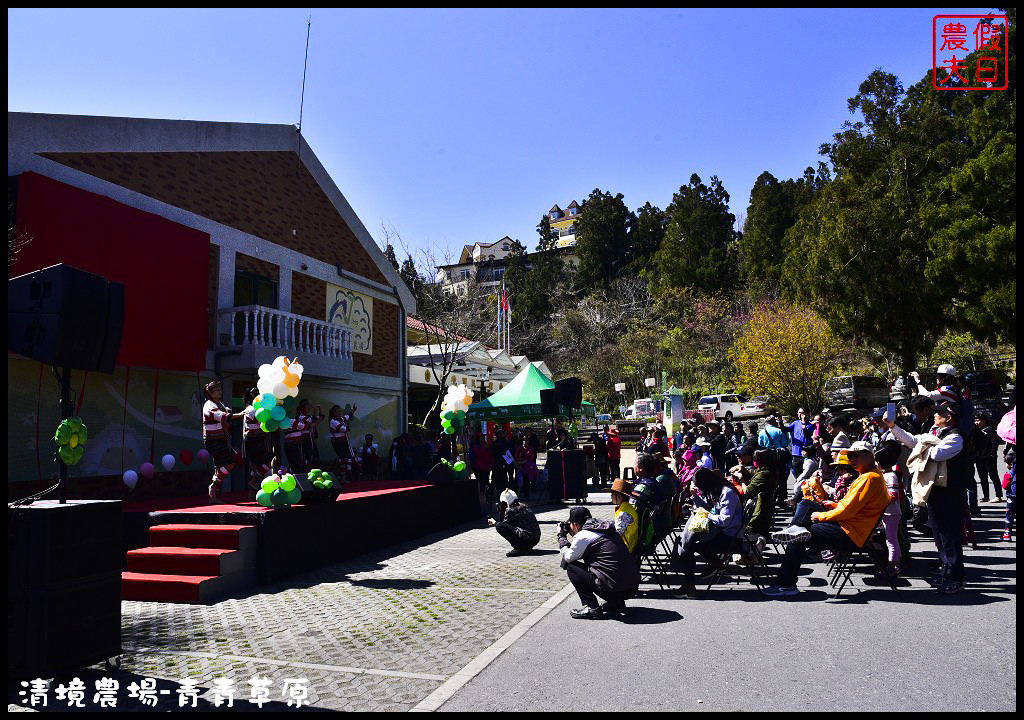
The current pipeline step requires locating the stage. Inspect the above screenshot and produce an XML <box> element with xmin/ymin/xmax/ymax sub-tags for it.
<box><xmin>121</xmin><ymin>478</ymin><xmax>482</xmax><ymax>601</ymax></box>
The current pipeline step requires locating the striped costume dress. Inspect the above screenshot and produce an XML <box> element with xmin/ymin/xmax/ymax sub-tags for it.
<box><xmin>202</xmin><ymin>399</ymin><xmax>236</xmax><ymax>475</ymax></box>
<box><xmin>283</xmin><ymin>412</ymin><xmax>310</xmax><ymax>471</ymax></box>
<box><xmin>243</xmin><ymin>404</ymin><xmax>274</xmax><ymax>474</ymax></box>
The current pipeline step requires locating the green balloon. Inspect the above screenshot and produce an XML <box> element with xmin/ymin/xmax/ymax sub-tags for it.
<box><xmin>279</xmin><ymin>417</ymin><xmax>292</xmax><ymax>430</ymax></box>
<box><xmin>256</xmin><ymin>490</ymin><xmax>273</xmax><ymax>507</ymax></box>
<box><xmin>282</xmin><ymin>396</ymin><xmax>298</xmax><ymax>413</ymax></box>
<box><xmin>255</xmin><ymin>407</ymin><xmax>271</xmax><ymax>423</ymax></box>
<box><xmin>313</xmin><ymin>480</ymin><xmax>324</xmax><ymax>490</ymax></box>
<box><xmin>443</xmin><ymin>411</ymin><xmax>455</xmax><ymax>421</ymax></box>
<box><xmin>323</xmin><ymin>479</ymin><xmax>333</xmax><ymax>489</ymax></box>
<box><xmin>455</xmin><ymin>410</ymin><xmax>466</xmax><ymax>420</ymax></box>
<box><xmin>261</xmin><ymin>477</ymin><xmax>280</xmax><ymax>493</ymax></box>
<box><xmin>280</xmin><ymin>474</ymin><xmax>297</xmax><ymax>492</ymax></box>
<box><xmin>271</xmin><ymin>405</ymin><xmax>286</xmax><ymax>421</ymax></box>
<box><xmin>285</xmin><ymin>486</ymin><xmax>302</xmax><ymax>504</ymax></box>
<box><xmin>271</xmin><ymin>488</ymin><xmax>288</xmax><ymax>507</ymax></box>
<box><xmin>260</xmin><ymin>393</ymin><xmax>277</xmax><ymax>408</ymax></box>
<box><xmin>453</xmin><ymin>461</ymin><xmax>466</xmax><ymax>472</ymax></box>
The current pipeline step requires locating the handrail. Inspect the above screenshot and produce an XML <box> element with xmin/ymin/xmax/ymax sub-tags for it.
<box><xmin>217</xmin><ymin>305</ymin><xmax>353</xmax><ymax>359</ymax></box>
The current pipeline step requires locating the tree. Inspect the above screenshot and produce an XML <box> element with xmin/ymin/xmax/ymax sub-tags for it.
<box><xmin>383</xmin><ymin>243</ymin><xmax>400</xmax><ymax>271</ymax></box>
<box><xmin>572</xmin><ymin>188</ymin><xmax>632</xmax><ymax>290</ymax></box>
<box><xmin>654</xmin><ymin>174</ymin><xmax>740</xmax><ymax>294</ymax></box>
<box><xmin>739</xmin><ymin>170</ymin><xmax>817</xmax><ymax>291</ymax></box>
<box><xmin>626</xmin><ymin>202</ymin><xmax>666</xmax><ymax>276</ymax></box>
<box><xmin>732</xmin><ymin>300</ymin><xmax>846</xmax><ymax>415</ymax></box>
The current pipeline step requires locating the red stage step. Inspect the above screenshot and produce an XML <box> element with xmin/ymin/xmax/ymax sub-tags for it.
<box><xmin>122</xmin><ymin>524</ymin><xmax>257</xmax><ymax>604</ymax></box>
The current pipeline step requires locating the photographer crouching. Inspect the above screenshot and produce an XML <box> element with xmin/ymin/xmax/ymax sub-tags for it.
<box><xmin>488</xmin><ymin>489</ymin><xmax>541</xmax><ymax>557</ymax></box>
<box><xmin>557</xmin><ymin>506</ymin><xmax>641</xmax><ymax>619</ymax></box>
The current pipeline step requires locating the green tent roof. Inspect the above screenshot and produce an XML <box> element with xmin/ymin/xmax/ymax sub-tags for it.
<box><xmin>468</xmin><ymin>364</ymin><xmax>584</xmax><ymax>422</ymax></box>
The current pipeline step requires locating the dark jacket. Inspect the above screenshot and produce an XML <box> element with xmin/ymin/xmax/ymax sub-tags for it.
<box><xmin>560</xmin><ymin>518</ymin><xmax>641</xmax><ymax>594</ymax></box>
<box><xmin>745</xmin><ymin>468</ymin><xmax>776</xmax><ymax>536</ymax></box>
<box><xmin>503</xmin><ymin>502</ymin><xmax>541</xmax><ymax>540</ymax></box>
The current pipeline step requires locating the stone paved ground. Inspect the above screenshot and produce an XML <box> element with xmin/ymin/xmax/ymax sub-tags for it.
<box><xmin>8</xmin><ymin>500</ymin><xmax>613</xmax><ymax>713</ymax></box>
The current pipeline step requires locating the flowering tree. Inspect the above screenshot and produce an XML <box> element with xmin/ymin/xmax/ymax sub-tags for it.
<box><xmin>732</xmin><ymin>300</ymin><xmax>845</xmax><ymax>415</ymax></box>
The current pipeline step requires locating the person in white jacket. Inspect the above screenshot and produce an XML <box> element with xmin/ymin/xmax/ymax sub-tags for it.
<box><xmin>883</xmin><ymin>400</ymin><xmax>971</xmax><ymax>594</ymax></box>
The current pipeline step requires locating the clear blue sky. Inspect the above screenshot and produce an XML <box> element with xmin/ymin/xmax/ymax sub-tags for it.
<box><xmin>7</xmin><ymin>8</ymin><xmax>1000</xmax><ymax>263</ymax></box>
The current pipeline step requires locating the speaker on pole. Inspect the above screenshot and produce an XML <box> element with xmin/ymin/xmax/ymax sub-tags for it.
<box><xmin>540</xmin><ymin>388</ymin><xmax>558</xmax><ymax>416</ymax></box>
<box><xmin>8</xmin><ymin>264</ymin><xmax>124</xmax><ymax>374</ymax></box>
<box><xmin>554</xmin><ymin>377</ymin><xmax>583</xmax><ymax>409</ymax></box>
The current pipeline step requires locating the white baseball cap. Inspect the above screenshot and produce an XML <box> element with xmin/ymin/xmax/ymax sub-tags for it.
<box><xmin>937</xmin><ymin>363</ymin><xmax>957</xmax><ymax>376</ymax></box>
<box><xmin>499</xmin><ymin>489</ymin><xmax>518</xmax><ymax>506</ymax></box>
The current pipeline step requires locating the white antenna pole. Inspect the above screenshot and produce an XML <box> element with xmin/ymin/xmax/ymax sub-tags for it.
<box><xmin>298</xmin><ymin>16</ymin><xmax>312</xmax><ymax>133</ymax></box>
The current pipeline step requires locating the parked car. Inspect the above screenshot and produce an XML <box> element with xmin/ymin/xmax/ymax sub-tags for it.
<box><xmin>825</xmin><ymin>375</ymin><xmax>890</xmax><ymax>413</ymax></box>
<box><xmin>696</xmin><ymin>394</ymin><xmax>766</xmax><ymax>421</ymax></box>
<box><xmin>963</xmin><ymin>368</ymin><xmax>1012</xmax><ymax>401</ymax></box>
<box><xmin>595</xmin><ymin>413</ymin><xmax>614</xmax><ymax>426</ymax></box>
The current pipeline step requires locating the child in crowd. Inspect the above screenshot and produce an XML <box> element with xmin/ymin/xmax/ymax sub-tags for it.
<box><xmin>1004</xmin><ymin>445</ymin><xmax>1016</xmax><ymax>541</ymax></box>
<box><xmin>873</xmin><ymin>440</ymin><xmax>905</xmax><ymax>576</ymax></box>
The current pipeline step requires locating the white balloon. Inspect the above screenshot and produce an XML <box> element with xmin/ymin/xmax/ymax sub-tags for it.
<box><xmin>273</xmin><ymin>356</ymin><xmax>288</xmax><ymax>368</ymax></box>
<box><xmin>122</xmin><ymin>470</ymin><xmax>139</xmax><ymax>489</ymax></box>
<box><xmin>161</xmin><ymin>454</ymin><xmax>175</xmax><ymax>471</ymax></box>
<box><xmin>270</xmin><ymin>369</ymin><xmax>286</xmax><ymax>384</ymax></box>
<box><xmin>289</xmin><ymin>363</ymin><xmax>304</xmax><ymax>377</ymax></box>
<box><xmin>286</xmin><ymin>384</ymin><xmax>299</xmax><ymax>398</ymax></box>
<box><xmin>257</xmin><ymin>378</ymin><xmax>276</xmax><ymax>395</ymax></box>
<box><xmin>272</xmin><ymin>382</ymin><xmax>288</xmax><ymax>398</ymax></box>
<box><xmin>258</xmin><ymin>363</ymin><xmax>274</xmax><ymax>378</ymax></box>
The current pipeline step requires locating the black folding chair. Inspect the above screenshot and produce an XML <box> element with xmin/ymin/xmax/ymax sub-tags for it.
<box><xmin>829</xmin><ymin>507</ymin><xmax>904</xmax><ymax>601</ymax></box>
<box><xmin>703</xmin><ymin>498</ymin><xmax>771</xmax><ymax>595</ymax></box>
<box><xmin>633</xmin><ymin>502</ymin><xmax>672</xmax><ymax>591</ymax></box>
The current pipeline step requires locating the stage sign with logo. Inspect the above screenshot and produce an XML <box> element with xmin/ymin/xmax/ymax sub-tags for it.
<box><xmin>326</xmin><ymin>283</ymin><xmax>372</xmax><ymax>354</ymax></box>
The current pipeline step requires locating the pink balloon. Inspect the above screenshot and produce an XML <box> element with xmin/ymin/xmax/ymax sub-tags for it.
<box><xmin>139</xmin><ymin>462</ymin><xmax>155</xmax><ymax>479</ymax></box>
<box><xmin>197</xmin><ymin>449</ymin><xmax>210</xmax><ymax>463</ymax></box>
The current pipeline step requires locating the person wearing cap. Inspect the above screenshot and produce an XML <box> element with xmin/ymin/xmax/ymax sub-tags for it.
<box><xmin>913</xmin><ymin>364</ymin><xmax>961</xmax><ymax>405</ymax></box>
<box><xmin>678</xmin><ymin>444</ymin><xmax>703</xmax><ymax>495</ymax></box>
<box><xmin>611</xmin><ymin>479</ymin><xmax>640</xmax><ymax>553</ymax></box>
<box><xmin>788</xmin><ymin>442</ymin><xmax>822</xmax><ymax>507</ymax></box>
<box><xmin>765</xmin><ymin>442</ymin><xmax>890</xmax><ymax>596</ymax></box>
<box><xmin>558</xmin><ymin>506</ymin><xmax>641</xmax><ymax>618</ymax></box>
<box><xmin>488</xmin><ymin>489</ymin><xmax>541</xmax><ymax>557</ymax></box>
<box><xmin>694</xmin><ymin>438</ymin><xmax>714</xmax><ymax>470</ymax></box>
<box><xmin>883</xmin><ymin>400</ymin><xmax>972</xmax><ymax>594</ymax></box>
<box><xmin>726</xmin><ymin>444</ymin><xmax>755</xmax><ymax>494</ymax></box>
<box><xmin>774</xmin><ymin>449</ymin><xmax>856</xmax><ymax>539</ymax></box>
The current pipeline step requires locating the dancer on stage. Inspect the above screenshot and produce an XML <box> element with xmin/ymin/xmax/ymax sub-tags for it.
<box><xmin>328</xmin><ymin>404</ymin><xmax>358</xmax><ymax>482</ymax></box>
<box><xmin>242</xmin><ymin>387</ymin><xmax>275</xmax><ymax>496</ymax></box>
<box><xmin>284</xmin><ymin>401</ymin><xmax>311</xmax><ymax>472</ymax></box>
<box><xmin>202</xmin><ymin>381</ymin><xmax>244</xmax><ymax>504</ymax></box>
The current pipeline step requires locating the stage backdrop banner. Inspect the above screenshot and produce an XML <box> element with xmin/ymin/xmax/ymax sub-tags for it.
<box><xmin>12</xmin><ymin>172</ymin><xmax>211</xmax><ymax>372</ymax></box>
<box><xmin>326</xmin><ymin>282</ymin><xmax>373</xmax><ymax>354</ymax></box>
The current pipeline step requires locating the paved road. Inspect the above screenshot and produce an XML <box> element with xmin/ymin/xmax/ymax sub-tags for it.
<box><xmin>441</xmin><ymin>501</ymin><xmax>1016</xmax><ymax>713</ymax></box>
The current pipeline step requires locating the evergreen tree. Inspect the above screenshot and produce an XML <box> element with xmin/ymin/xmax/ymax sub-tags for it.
<box><xmin>383</xmin><ymin>243</ymin><xmax>400</xmax><ymax>271</ymax></box>
<box><xmin>627</xmin><ymin>202</ymin><xmax>666</xmax><ymax>275</ymax></box>
<box><xmin>572</xmin><ymin>188</ymin><xmax>632</xmax><ymax>289</ymax></box>
<box><xmin>654</xmin><ymin>174</ymin><xmax>740</xmax><ymax>294</ymax></box>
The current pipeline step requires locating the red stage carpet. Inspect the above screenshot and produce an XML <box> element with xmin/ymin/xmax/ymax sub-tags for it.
<box><xmin>121</xmin><ymin>478</ymin><xmax>452</xmax><ymax>604</ymax></box>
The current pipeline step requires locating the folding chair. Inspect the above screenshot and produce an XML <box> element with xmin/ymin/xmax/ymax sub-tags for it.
<box><xmin>703</xmin><ymin>498</ymin><xmax>771</xmax><ymax>595</ymax></box>
<box><xmin>633</xmin><ymin>503</ymin><xmax>672</xmax><ymax>591</ymax></box>
<box><xmin>829</xmin><ymin>507</ymin><xmax>904</xmax><ymax>601</ymax></box>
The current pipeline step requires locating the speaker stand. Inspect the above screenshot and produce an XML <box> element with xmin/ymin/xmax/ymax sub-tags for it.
<box><xmin>53</xmin><ymin>364</ymin><xmax>72</xmax><ymax>504</ymax></box>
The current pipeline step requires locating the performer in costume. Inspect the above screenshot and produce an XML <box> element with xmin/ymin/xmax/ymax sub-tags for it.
<box><xmin>202</xmin><ymin>381</ymin><xmax>244</xmax><ymax>504</ymax></box>
<box><xmin>283</xmin><ymin>400</ymin><xmax>311</xmax><ymax>472</ymax></box>
<box><xmin>296</xmin><ymin>399</ymin><xmax>324</xmax><ymax>469</ymax></box>
<box><xmin>329</xmin><ymin>404</ymin><xmax>358</xmax><ymax>482</ymax></box>
<box><xmin>242</xmin><ymin>387</ymin><xmax>275</xmax><ymax>495</ymax></box>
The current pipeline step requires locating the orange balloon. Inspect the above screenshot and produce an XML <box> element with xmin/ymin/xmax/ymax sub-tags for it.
<box><xmin>283</xmin><ymin>372</ymin><xmax>300</xmax><ymax>388</ymax></box>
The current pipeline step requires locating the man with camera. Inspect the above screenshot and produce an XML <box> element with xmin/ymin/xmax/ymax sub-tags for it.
<box><xmin>488</xmin><ymin>489</ymin><xmax>541</xmax><ymax>557</ymax></box>
<box><xmin>557</xmin><ymin>506</ymin><xmax>641</xmax><ymax>619</ymax></box>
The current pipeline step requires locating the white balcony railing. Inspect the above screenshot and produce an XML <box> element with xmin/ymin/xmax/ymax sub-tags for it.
<box><xmin>217</xmin><ymin>305</ymin><xmax>353</xmax><ymax>360</ymax></box>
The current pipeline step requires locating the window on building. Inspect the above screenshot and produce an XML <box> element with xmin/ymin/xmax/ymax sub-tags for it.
<box><xmin>569</xmin><ymin>207</ymin><xmax>578</xmax><ymax>215</ymax></box>
<box><xmin>461</xmin><ymin>269</ymin><xmax>470</xmax><ymax>280</ymax></box>
<box><xmin>493</xmin><ymin>268</ymin><xmax>505</xmax><ymax>282</ymax></box>
<box><xmin>502</xmin><ymin>243</ymin><xmax>509</xmax><ymax>251</ymax></box>
<box><xmin>234</xmin><ymin>270</ymin><xmax>278</xmax><ymax>309</ymax></box>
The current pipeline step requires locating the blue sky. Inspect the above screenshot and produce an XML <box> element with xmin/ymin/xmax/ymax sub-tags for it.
<box><xmin>7</xmin><ymin>8</ymin><xmax>1000</xmax><ymax>262</ymax></box>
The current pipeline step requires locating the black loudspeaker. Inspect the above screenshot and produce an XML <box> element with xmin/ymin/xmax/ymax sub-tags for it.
<box><xmin>554</xmin><ymin>377</ymin><xmax>583</xmax><ymax>409</ymax></box>
<box><xmin>546</xmin><ymin>449</ymin><xmax>587</xmax><ymax>502</ymax></box>
<box><xmin>540</xmin><ymin>388</ymin><xmax>558</xmax><ymax>416</ymax></box>
<box><xmin>8</xmin><ymin>263</ymin><xmax>125</xmax><ymax>374</ymax></box>
<box><xmin>426</xmin><ymin>463</ymin><xmax>454</xmax><ymax>484</ymax></box>
<box><xmin>7</xmin><ymin>500</ymin><xmax>123</xmax><ymax>677</ymax></box>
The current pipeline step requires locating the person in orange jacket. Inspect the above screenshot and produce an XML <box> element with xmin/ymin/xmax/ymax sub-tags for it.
<box><xmin>763</xmin><ymin>443</ymin><xmax>889</xmax><ymax>596</ymax></box>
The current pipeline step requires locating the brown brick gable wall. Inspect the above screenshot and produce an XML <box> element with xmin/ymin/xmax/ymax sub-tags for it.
<box><xmin>235</xmin><ymin>251</ymin><xmax>280</xmax><ymax>282</ymax></box>
<box><xmin>290</xmin><ymin>272</ymin><xmax>399</xmax><ymax>378</ymax></box>
<box><xmin>41</xmin><ymin>151</ymin><xmax>389</xmax><ymax>285</ymax></box>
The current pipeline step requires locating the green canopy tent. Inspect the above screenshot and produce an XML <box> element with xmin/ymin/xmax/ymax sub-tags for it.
<box><xmin>468</xmin><ymin>364</ymin><xmax>585</xmax><ymax>422</ymax></box>
<box><xmin>581</xmin><ymin>401</ymin><xmax>597</xmax><ymax>418</ymax></box>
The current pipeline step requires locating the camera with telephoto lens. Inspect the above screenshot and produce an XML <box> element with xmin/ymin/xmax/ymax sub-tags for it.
<box><xmin>558</xmin><ymin>521</ymin><xmax>571</xmax><ymax>535</ymax></box>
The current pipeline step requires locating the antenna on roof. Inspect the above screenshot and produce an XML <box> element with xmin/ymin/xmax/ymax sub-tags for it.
<box><xmin>297</xmin><ymin>16</ymin><xmax>312</xmax><ymax>134</ymax></box>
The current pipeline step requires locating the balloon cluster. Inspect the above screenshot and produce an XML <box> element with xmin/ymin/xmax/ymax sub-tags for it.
<box><xmin>55</xmin><ymin>418</ymin><xmax>88</xmax><ymax>466</ymax></box>
<box><xmin>254</xmin><ymin>357</ymin><xmax>303</xmax><ymax>433</ymax></box>
<box><xmin>307</xmin><ymin>468</ymin><xmax>335</xmax><ymax>490</ymax></box>
<box><xmin>441</xmin><ymin>384</ymin><xmax>473</xmax><ymax>435</ymax></box>
<box><xmin>440</xmin><ymin>458</ymin><xmax>470</xmax><ymax>480</ymax></box>
<box><xmin>256</xmin><ymin>472</ymin><xmax>301</xmax><ymax>508</ymax></box>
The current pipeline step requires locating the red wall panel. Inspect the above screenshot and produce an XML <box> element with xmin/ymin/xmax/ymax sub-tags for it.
<box><xmin>12</xmin><ymin>172</ymin><xmax>211</xmax><ymax>372</ymax></box>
